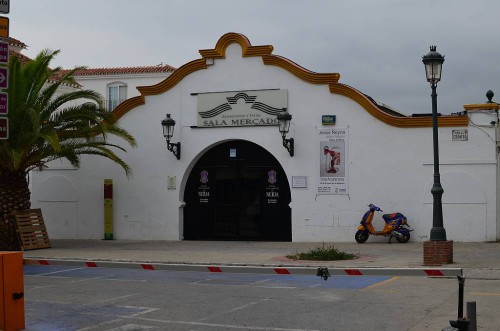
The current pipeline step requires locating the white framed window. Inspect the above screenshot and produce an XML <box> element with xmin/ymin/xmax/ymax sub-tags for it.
<box><xmin>107</xmin><ymin>82</ymin><xmax>127</xmax><ymax>111</ymax></box>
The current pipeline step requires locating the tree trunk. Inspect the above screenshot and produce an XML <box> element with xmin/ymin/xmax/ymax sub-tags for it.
<box><xmin>0</xmin><ymin>172</ymin><xmax>31</xmax><ymax>250</ymax></box>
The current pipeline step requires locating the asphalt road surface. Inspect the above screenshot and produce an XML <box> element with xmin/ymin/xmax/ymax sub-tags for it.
<box><xmin>23</xmin><ymin>265</ymin><xmax>500</xmax><ymax>331</ymax></box>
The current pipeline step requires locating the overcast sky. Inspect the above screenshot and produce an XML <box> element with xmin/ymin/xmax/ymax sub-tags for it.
<box><xmin>8</xmin><ymin>0</ymin><xmax>500</xmax><ymax>115</ymax></box>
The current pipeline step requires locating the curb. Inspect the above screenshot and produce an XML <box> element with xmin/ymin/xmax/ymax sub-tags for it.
<box><xmin>24</xmin><ymin>258</ymin><xmax>463</xmax><ymax>277</ymax></box>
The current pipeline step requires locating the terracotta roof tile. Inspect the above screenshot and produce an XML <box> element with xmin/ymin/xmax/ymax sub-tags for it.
<box><xmin>47</xmin><ymin>71</ymin><xmax>82</xmax><ymax>88</ymax></box>
<box><xmin>66</xmin><ymin>64</ymin><xmax>177</xmax><ymax>76</ymax></box>
<box><xmin>5</xmin><ymin>36</ymin><xmax>176</xmax><ymax>88</ymax></box>
<box><xmin>9</xmin><ymin>49</ymin><xmax>31</xmax><ymax>64</ymax></box>
<box><xmin>5</xmin><ymin>37</ymin><xmax>28</xmax><ymax>49</ymax></box>
<box><xmin>8</xmin><ymin>50</ymin><xmax>83</xmax><ymax>88</ymax></box>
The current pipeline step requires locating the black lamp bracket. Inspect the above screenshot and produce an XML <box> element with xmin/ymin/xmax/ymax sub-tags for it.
<box><xmin>167</xmin><ymin>140</ymin><xmax>181</xmax><ymax>160</ymax></box>
<box><xmin>282</xmin><ymin>136</ymin><xmax>294</xmax><ymax>157</ymax></box>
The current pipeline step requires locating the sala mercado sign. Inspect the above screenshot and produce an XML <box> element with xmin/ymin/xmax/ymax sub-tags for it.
<box><xmin>196</xmin><ymin>89</ymin><xmax>288</xmax><ymax>127</ymax></box>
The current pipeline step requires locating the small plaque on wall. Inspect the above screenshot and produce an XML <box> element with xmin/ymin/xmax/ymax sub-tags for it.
<box><xmin>322</xmin><ymin>115</ymin><xmax>336</xmax><ymax>125</ymax></box>
<box><xmin>167</xmin><ymin>176</ymin><xmax>176</xmax><ymax>190</ymax></box>
<box><xmin>452</xmin><ymin>129</ymin><xmax>468</xmax><ymax>141</ymax></box>
<box><xmin>292</xmin><ymin>176</ymin><xmax>307</xmax><ymax>188</ymax></box>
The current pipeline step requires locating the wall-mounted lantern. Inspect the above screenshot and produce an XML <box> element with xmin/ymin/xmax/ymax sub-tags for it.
<box><xmin>161</xmin><ymin>114</ymin><xmax>181</xmax><ymax>160</ymax></box>
<box><xmin>277</xmin><ymin>108</ymin><xmax>294</xmax><ymax>157</ymax></box>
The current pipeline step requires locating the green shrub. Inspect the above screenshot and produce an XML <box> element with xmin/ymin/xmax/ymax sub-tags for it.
<box><xmin>287</xmin><ymin>243</ymin><xmax>358</xmax><ymax>261</ymax></box>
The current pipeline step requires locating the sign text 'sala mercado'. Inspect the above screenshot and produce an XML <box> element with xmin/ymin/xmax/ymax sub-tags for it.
<box><xmin>197</xmin><ymin>89</ymin><xmax>287</xmax><ymax>127</ymax></box>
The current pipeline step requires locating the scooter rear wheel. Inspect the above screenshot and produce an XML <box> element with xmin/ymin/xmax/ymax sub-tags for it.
<box><xmin>355</xmin><ymin>230</ymin><xmax>369</xmax><ymax>243</ymax></box>
<box><xmin>396</xmin><ymin>232</ymin><xmax>410</xmax><ymax>243</ymax></box>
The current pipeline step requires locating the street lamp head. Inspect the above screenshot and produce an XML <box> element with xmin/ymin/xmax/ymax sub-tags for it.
<box><xmin>161</xmin><ymin>113</ymin><xmax>176</xmax><ymax>141</ymax></box>
<box><xmin>160</xmin><ymin>114</ymin><xmax>181</xmax><ymax>160</ymax></box>
<box><xmin>422</xmin><ymin>45</ymin><xmax>445</xmax><ymax>85</ymax></box>
<box><xmin>276</xmin><ymin>108</ymin><xmax>294</xmax><ymax>157</ymax></box>
<box><xmin>277</xmin><ymin>108</ymin><xmax>292</xmax><ymax>137</ymax></box>
<box><xmin>486</xmin><ymin>90</ymin><xmax>494</xmax><ymax>103</ymax></box>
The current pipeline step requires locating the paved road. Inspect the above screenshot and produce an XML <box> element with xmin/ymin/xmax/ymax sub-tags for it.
<box><xmin>22</xmin><ymin>265</ymin><xmax>500</xmax><ymax>331</ymax></box>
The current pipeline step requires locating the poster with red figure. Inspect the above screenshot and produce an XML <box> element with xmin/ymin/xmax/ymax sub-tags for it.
<box><xmin>317</xmin><ymin>128</ymin><xmax>348</xmax><ymax>195</ymax></box>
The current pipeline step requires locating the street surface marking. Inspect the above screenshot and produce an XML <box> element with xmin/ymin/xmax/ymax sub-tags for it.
<box><xmin>105</xmin><ymin>324</ymin><xmax>154</xmax><ymax>331</ymax></box>
<box><xmin>124</xmin><ymin>307</ymin><xmax>160</xmax><ymax>318</ymax></box>
<box><xmin>363</xmin><ymin>276</ymin><xmax>400</xmax><ymax>290</ymax></box>
<box><xmin>193</xmin><ymin>282</ymin><xmax>297</xmax><ymax>289</ymax></box>
<box><xmin>469</xmin><ymin>292</ymin><xmax>500</xmax><ymax>296</ymax></box>
<box><xmin>133</xmin><ymin>316</ymin><xmax>321</xmax><ymax>331</ymax></box>
<box><xmin>75</xmin><ymin>307</ymin><xmax>158</xmax><ymax>331</ymax></box>
<box><xmin>25</xmin><ymin>284</ymin><xmax>56</xmax><ymax>290</ymax></box>
<box><xmin>361</xmin><ymin>289</ymin><xmax>401</xmax><ymax>293</ymax></box>
<box><xmin>104</xmin><ymin>278</ymin><xmax>147</xmax><ymax>283</ymax></box>
<box><xmin>90</xmin><ymin>294</ymin><xmax>139</xmax><ymax>305</ymax></box>
<box><xmin>257</xmin><ymin>285</ymin><xmax>297</xmax><ymax>289</ymax></box>
<box><xmin>227</xmin><ymin>298</ymin><xmax>272</xmax><ymax>313</ymax></box>
<box><xmin>190</xmin><ymin>278</ymin><xmax>212</xmax><ymax>284</ymax></box>
<box><xmin>27</xmin><ymin>298</ymin><xmax>74</xmax><ymax>305</ymax></box>
<box><xmin>251</xmin><ymin>278</ymin><xmax>273</xmax><ymax>284</ymax></box>
<box><xmin>199</xmin><ymin>298</ymin><xmax>272</xmax><ymax>322</ymax></box>
<box><xmin>69</xmin><ymin>274</ymin><xmax>115</xmax><ymax>283</ymax></box>
<box><xmin>25</xmin><ymin>265</ymin><xmax>394</xmax><ymax>290</ymax></box>
<box><xmin>33</xmin><ymin>266</ymin><xmax>86</xmax><ymax>276</ymax></box>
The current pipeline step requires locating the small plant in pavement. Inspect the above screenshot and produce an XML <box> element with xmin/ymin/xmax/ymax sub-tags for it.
<box><xmin>286</xmin><ymin>243</ymin><xmax>358</xmax><ymax>261</ymax></box>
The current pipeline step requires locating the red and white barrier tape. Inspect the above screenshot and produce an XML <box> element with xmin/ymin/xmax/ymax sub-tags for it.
<box><xmin>23</xmin><ymin>258</ymin><xmax>462</xmax><ymax>277</ymax></box>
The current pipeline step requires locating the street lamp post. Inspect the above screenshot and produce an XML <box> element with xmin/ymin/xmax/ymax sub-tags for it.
<box><xmin>422</xmin><ymin>46</ymin><xmax>446</xmax><ymax>241</ymax></box>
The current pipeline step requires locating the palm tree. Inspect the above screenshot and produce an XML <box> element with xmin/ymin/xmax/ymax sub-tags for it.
<box><xmin>0</xmin><ymin>49</ymin><xmax>136</xmax><ymax>250</ymax></box>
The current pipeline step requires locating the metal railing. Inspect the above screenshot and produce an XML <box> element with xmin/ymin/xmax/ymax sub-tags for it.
<box><xmin>104</xmin><ymin>99</ymin><xmax>126</xmax><ymax>111</ymax></box>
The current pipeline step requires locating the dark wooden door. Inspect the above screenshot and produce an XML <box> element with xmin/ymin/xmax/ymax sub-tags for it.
<box><xmin>184</xmin><ymin>140</ymin><xmax>291</xmax><ymax>241</ymax></box>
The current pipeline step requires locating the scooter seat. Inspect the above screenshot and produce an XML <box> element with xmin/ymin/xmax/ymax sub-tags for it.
<box><xmin>383</xmin><ymin>212</ymin><xmax>405</xmax><ymax>223</ymax></box>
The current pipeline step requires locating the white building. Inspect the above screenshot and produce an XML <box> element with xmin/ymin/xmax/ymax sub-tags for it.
<box><xmin>67</xmin><ymin>64</ymin><xmax>175</xmax><ymax>112</ymax></box>
<box><xmin>7</xmin><ymin>37</ymin><xmax>176</xmax><ymax>111</ymax></box>
<box><xmin>31</xmin><ymin>33</ymin><xmax>499</xmax><ymax>242</ymax></box>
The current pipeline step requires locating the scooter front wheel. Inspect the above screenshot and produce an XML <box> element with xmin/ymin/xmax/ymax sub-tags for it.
<box><xmin>355</xmin><ymin>230</ymin><xmax>369</xmax><ymax>243</ymax></box>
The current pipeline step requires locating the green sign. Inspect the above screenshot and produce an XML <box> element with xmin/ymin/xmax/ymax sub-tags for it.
<box><xmin>322</xmin><ymin>115</ymin><xmax>336</xmax><ymax>125</ymax></box>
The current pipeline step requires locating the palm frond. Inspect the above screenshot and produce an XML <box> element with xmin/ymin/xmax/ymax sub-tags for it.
<box><xmin>1</xmin><ymin>49</ymin><xmax>136</xmax><ymax>177</ymax></box>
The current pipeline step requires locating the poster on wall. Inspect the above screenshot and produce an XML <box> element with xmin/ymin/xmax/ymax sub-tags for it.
<box><xmin>317</xmin><ymin>128</ymin><xmax>349</xmax><ymax>195</ymax></box>
<box><xmin>265</xmin><ymin>169</ymin><xmax>280</xmax><ymax>204</ymax></box>
<box><xmin>197</xmin><ymin>170</ymin><xmax>211</xmax><ymax>203</ymax></box>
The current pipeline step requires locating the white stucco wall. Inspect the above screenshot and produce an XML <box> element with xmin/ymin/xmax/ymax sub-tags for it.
<box><xmin>75</xmin><ymin>73</ymin><xmax>172</xmax><ymax>104</ymax></box>
<box><xmin>31</xmin><ymin>41</ymin><xmax>498</xmax><ymax>242</ymax></box>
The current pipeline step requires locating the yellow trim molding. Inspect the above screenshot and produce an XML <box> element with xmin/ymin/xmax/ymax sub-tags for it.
<box><xmin>137</xmin><ymin>59</ymin><xmax>208</xmax><ymax>96</ymax></box>
<box><xmin>199</xmin><ymin>33</ymin><xmax>273</xmax><ymax>58</ymax></box>
<box><xmin>262</xmin><ymin>55</ymin><xmax>339</xmax><ymax>85</ymax></box>
<box><xmin>112</xmin><ymin>95</ymin><xmax>145</xmax><ymax>119</ymax></box>
<box><xmin>331</xmin><ymin>84</ymin><xmax>468</xmax><ymax>127</ymax></box>
<box><xmin>463</xmin><ymin>103</ymin><xmax>499</xmax><ymax>111</ymax></box>
<box><xmin>112</xmin><ymin>32</ymin><xmax>468</xmax><ymax>128</ymax></box>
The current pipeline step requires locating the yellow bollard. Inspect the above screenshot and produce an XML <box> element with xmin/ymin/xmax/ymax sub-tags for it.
<box><xmin>104</xmin><ymin>179</ymin><xmax>114</xmax><ymax>240</ymax></box>
<box><xmin>0</xmin><ymin>251</ymin><xmax>25</xmax><ymax>331</ymax></box>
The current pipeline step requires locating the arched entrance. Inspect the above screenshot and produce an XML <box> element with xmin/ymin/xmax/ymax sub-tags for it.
<box><xmin>183</xmin><ymin>140</ymin><xmax>292</xmax><ymax>241</ymax></box>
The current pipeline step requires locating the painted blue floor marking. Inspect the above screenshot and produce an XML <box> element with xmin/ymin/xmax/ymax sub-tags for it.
<box><xmin>24</xmin><ymin>265</ymin><xmax>392</xmax><ymax>289</ymax></box>
<box><xmin>25</xmin><ymin>300</ymin><xmax>146</xmax><ymax>331</ymax></box>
